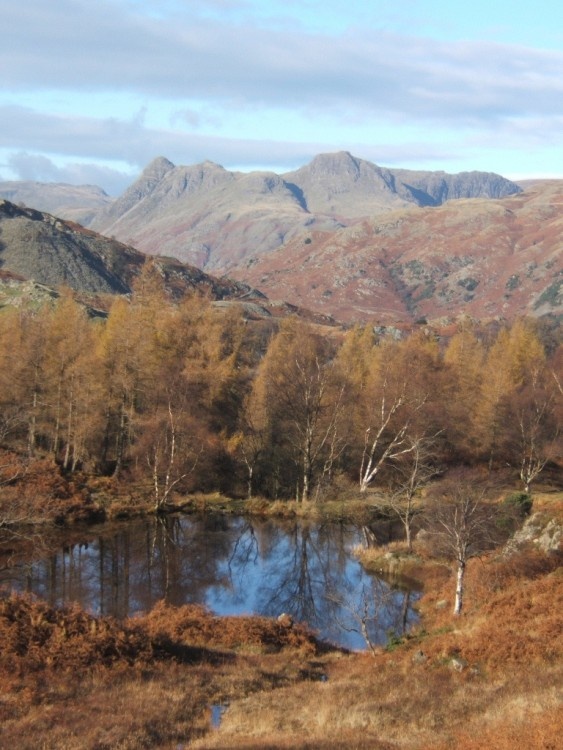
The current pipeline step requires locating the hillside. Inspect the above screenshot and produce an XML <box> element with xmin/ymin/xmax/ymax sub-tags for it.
<box><xmin>0</xmin><ymin>199</ymin><xmax>264</xmax><ymax>308</ymax></box>
<box><xmin>229</xmin><ymin>180</ymin><xmax>563</xmax><ymax>323</ymax></box>
<box><xmin>0</xmin><ymin>199</ymin><xmax>343</xmax><ymax>327</ymax></box>
<box><xmin>1</xmin><ymin>155</ymin><xmax>560</xmax><ymax>325</ymax></box>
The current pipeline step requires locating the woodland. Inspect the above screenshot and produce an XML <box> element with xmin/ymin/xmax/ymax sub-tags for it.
<box><xmin>0</xmin><ymin>266</ymin><xmax>562</xmax><ymax>749</ymax></box>
<box><xmin>0</xmin><ymin>264</ymin><xmax>561</xmax><ymax>512</ymax></box>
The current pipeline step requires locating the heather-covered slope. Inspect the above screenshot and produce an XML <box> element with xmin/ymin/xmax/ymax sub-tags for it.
<box><xmin>230</xmin><ymin>180</ymin><xmax>563</xmax><ymax>323</ymax></box>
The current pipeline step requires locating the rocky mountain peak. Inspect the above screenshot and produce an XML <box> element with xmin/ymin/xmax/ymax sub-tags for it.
<box><xmin>142</xmin><ymin>156</ymin><xmax>176</xmax><ymax>183</ymax></box>
<box><xmin>299</xmin><ymin>151</ymin><xmax>361</xmax><ymax>178</ymax></box>
<box><xmin>283</xmin><ymin>152</ymin><xmax>404</xmax><ymax>215</ymax></box>
<box><xmin>173</xmin><ymin>160</ymin><xmax>232</xmax><ymax>191</ymax></box>
<box><xmin>91</xmin><ymin>156</ymin><xmax>176</xmax><ymax>228</ymax></box>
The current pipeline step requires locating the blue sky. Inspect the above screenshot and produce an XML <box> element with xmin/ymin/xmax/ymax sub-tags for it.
<box><xmin>1</xmin><ymin>0</ymin><xmax>562</xmax><ymax>194</ymax></box>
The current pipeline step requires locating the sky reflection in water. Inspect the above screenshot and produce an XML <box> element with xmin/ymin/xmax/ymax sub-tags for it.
<box><xmin>1</xmin><ymin>514</ymin><xmax>420</xmax><ymax>651</ymax></box>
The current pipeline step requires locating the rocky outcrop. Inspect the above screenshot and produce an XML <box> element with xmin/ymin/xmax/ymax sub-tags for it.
<box><xmin>0</xmin><ymin>199</ymin><xmax>264</xmax><ymax>304</ymax></box>
<box><xmin>0</xmin><ymin>200</ymin><xmax>130</xmax><ymax>294</ymax></box>
<box><xmin>505</xmin><ymin>513</ymin><xmax>563</xmax><ymax>556</ymax></box>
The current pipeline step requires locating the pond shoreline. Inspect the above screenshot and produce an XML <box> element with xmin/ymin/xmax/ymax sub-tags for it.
<box><xmin>1</xmin><ymin>511</ymin><xmax>423</xmax><ymax>652</ymax></box>
<box><xmin>2</xmin><ymin>461</ymin><xmax>561</xmax><ymax>749</ymax></box>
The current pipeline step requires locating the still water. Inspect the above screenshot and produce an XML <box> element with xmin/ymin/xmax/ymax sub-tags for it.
<box><xmin>1</xmin><ymin>514</ymin><xmax>420</xmax><ymax>651</ymax></box>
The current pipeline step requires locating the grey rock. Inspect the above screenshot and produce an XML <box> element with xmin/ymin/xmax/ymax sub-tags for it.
<box><xmin>411</xmin><ymin>649</ymin><xmax>428</xmax><ymax>665</ymax></box>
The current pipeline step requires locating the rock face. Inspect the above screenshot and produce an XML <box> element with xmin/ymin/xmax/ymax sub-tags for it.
<box><xmin>505</xmin><ymin>513</ymin><xmax>562</xmax><ymax>555</ymax></box>
<box><xmin>89</xmin><ymin>158</ymin><xmax>323</xmax><ymax>271</ymax></box>
<box><xmin>284</xmin><ymin>152</ymin><xmax>519</xmax><ymax>214</ymax></box>
<box><xmin>87</xmin><ymin>152</ymin><xmax>521</xmax><ymax>272</ymax></box>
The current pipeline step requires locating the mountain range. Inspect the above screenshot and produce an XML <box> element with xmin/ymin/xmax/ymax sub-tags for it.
<box><xmin>89</xmin><ymin>151</ymin><xmax>522</xmax><ymax>272</ymax></box>
<box><xmin>1</xmin><ymin>152</ymin><xmax>561</xmax><ymax>324</ymax></box>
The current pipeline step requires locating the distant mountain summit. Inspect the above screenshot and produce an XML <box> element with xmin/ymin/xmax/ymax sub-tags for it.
<box><xmin>86</xmin><ymin>152</ymin><xmax>521</xmax><ymax>272</ymax></box>
<box><xmin>0</xmin><ymin>181</ymin><xmax>111</xmax><ymax>226</ymax></box>
<box><xmin>283</xmin><ymin>151</ymin><xmax>519</xmax><ymax>215</ymax></box>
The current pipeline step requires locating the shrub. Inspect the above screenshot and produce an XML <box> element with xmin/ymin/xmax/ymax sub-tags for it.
<box><xmin>503</xmin><ymin>491</ymin><xmax>533</xmax><ymax>518</ymax></box>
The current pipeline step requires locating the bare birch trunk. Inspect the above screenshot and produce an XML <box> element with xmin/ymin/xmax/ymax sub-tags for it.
<box><xmin>454</xmin><ymin>559</ymin><xmax>465</xmax><ymax>616</ymax></box>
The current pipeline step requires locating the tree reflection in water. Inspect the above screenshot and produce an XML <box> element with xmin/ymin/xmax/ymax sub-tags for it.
<box><xmin>1</xmin><ymin>514</ymin><xmax>419</xmax><ymax>650</ymax></box>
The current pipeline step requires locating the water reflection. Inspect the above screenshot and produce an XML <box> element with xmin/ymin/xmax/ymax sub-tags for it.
<box><xmin>0</xmin><ymin>515</ymin><xmax>420</xmax><ymax>650</ymax></box>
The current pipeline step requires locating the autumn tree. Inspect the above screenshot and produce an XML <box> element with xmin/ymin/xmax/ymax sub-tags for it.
<box><xmin>443</xmin><ymin>326</ymin><xmax>485</xmax><ymax>461</ymax></box>
<box><xmin>129</xmin><ymin>279</ymin><xmax>245</xmax><ymax>501</ymax></box>
<box><xmin>507</xmin><ymin>365</ymin><xmax>561</xmax><ymax>492</ymax></box>
<box><xmin>340</xmin><ymin>331</ymin><xmax>440</xmax><ymax>493</ymax></box>
<box><xmin>475</xmin><ymin>320</ymin><xmax>546</xmax><ymax>470</ymax></box>
<box><xmin>252</xmin><ymin>319</ymin><xmax>346</xmax><ymax>501</ymax></box>
<box><xmin>41</xmin><ymin>292</ymin><xmax>104</xmax><ymax>471</ymax></box>
<box><xmin>95</xmin><ymin>265</ymin><xmax>178</xmax><ymax>476</ymax></box>
<box><xmin>229</xmin><ymin>383</ymin><xmax>270</xmax><ymax>499</ymax></box>
<box><xmin>0</xmin><ymin>308</ymin><xmax>30</xmax><ymax>447</ymax></box>
<box><xmin>0</xmin><ymin>308</ymin><xmax>52</xmax><ymax>455</ymax></box>
<box><xmin>387</xmin><ymin>432</ymin><xmax>442</xmax><ymax>551</ymax></box>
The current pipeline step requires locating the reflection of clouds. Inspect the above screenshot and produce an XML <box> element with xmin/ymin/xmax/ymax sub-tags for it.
<box><xmin>1</xmin><ymin>515</ymin><xmax>420</xmax><ymax>650</ymax></box>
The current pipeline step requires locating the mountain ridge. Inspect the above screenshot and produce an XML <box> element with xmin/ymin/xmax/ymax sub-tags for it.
<box><xmin>87</xmin><ymin>152</ymin><xmax>521</xmax><ymax>271</ymax></box>
<box><xmin>1</xmin><ymin>152</ymin><xmax>522</xmax><ymax>275</ymax></box>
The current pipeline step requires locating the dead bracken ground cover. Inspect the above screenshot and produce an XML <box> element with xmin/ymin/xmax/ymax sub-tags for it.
<box><xmin>0</xmin><ymin>594</ymin><xmax>330</xmax><ymax>749</ymax></box>
<box><xmin>1</xmin><ymin>516</ymin><xmax>561</xmax><ymax>750</ymax></box>
<box><xmin>1</xmin><ymin>484</ymin><xmax>561</xmax><ymax>749</ymax></box>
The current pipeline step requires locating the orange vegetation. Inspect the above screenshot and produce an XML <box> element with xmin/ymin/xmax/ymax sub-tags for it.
<box><xmin>1</xmin><ymin>534</ymin><xmax>561</xmax><ymax>749</ymax></box>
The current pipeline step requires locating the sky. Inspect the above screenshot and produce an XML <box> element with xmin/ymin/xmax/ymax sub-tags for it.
<box><xmin>2</xmin><ymin>0</ymin><xmax>562</xmax><ymax>195</ymax></box>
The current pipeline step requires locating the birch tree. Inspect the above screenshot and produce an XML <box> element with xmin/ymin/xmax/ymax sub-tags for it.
<box><xmin>356</xmin><ymin>337</ymin><xmax>434</xmax><ymax>493</ymax></box>
<box><xmin>509</xmin><ymin>367</ymin><xmax>561</xmax><ymax>492</ymax></box>
<box><xmin>144</xmin><ymin>400</ymin><xmax>201</xmax><ymax>512</ymax></box>
<box><xmin>387</xmin><ymin>432</ymin><xmax>442</xmax><ymax>551</ymax></box>
<box><xmin>425</xmin><ymin>476</ymin><xmax>502</xmax><ymax>616</ymax></box>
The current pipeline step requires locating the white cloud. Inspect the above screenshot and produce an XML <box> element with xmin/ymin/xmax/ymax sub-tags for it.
<box><xmin>3</xmin><ymin>1</ymin><xmax>562</xmax><ymax>122</ymax></box>
<box><xmin>1</xmin><ymin>0</ymin><xmax>562</xmax><ymax>190</ymax></box>
<box><xmin>0</xmin><ymin>104</ymin><xmax>464</xmax><ymax>174</ymax></box>
<box><xmin>5</xmin><ymin>152</ymin><xmax>133</xmax><ymax>194</ymax></box>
